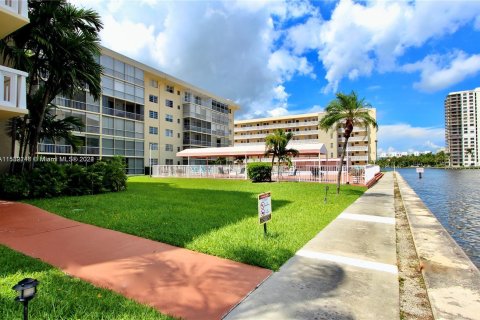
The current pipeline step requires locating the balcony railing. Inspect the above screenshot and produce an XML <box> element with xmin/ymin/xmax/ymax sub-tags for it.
<box><xmin>183</xmin><ymin>124</ymin><xmax>211</xmax><ymax>135</ymax></box>
<box><xmin>0</xmin><ymin>65</ymin><xmax>28</xmax><ymax>111</ymax></box>
<box><xmin>53</xmin><ymin>97</ymin><xmax>100</xmax><ymax>113</ymax></box>
<box><xmin>183</xmin><ymin>139</ymin><xmax>212</xmax><ymax>147</ymax></box>
<box><xmin>0</xmin><ymin>0</ymin><xmax>28</xmax><ymax>19</ymax></box>
<box><xmin>38</xmin><ymin>144</ymin><xmax>100</xmax><ymax>155</ymax></box>
<box><xmin>234</xmin><ymin>130</ymin><xmax>319</xmax><ymax>140</ymax></box>
<box><xmin>102</xmin><ymin>106</ymin><xmax>144</xmax><ymax>121</ymax></box>
<box><xmin>234</xmin><ymin>120</ymin><xmax>319</xmax><ymax>132</ymax></box>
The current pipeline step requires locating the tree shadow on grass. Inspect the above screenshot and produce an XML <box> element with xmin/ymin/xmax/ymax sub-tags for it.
<box><xmin>28</xmin><ymin>181</ymin><xmax>291</xmax><ymax>249</ymax></box>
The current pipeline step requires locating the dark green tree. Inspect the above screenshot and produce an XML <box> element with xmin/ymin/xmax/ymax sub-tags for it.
<box><xmin>265</xmin><ymin>129</ymin><xmax>299</xmax><ymax>181</ymax></box>
<box><xmin>319</xmin><ymin>91</ymin><xmax>378</xmax><ymax>194</ymax></box>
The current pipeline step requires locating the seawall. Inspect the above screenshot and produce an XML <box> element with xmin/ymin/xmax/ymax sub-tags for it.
<box><xmin>395</xmin><ymin>172</ymin><xmax>480</xmax><ymax>320</ymax></box>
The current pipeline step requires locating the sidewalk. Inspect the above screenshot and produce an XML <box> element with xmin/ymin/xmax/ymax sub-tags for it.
<box><xmin>225</xmin><ymin>172</ymin><xmax>399</xmax><ymax>320</ymax></box>
<box><xmin>0</xmin><ymin>201</ymin><xmax>272</xmax><ymax>320</ymax></box>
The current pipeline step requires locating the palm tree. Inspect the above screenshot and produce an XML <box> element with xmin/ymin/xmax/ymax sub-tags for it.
<box><xmin>0</xmin><ymin>0</ymin><xmax>103</xmax><ymax>169</ymax></box>
<box><xmin>265</xmin><ymin>129</ymin><xmax>299</xmax><ymax>181</ymax></box>
<box><xmin>319</xmin><ymin>91</ymin><xmax>378</xmax><ymax>194</ymax></box>
<box><xmin>40</xmin><ymin>107</ymin><xmax>84</xmax><ymax>152</ymax></box>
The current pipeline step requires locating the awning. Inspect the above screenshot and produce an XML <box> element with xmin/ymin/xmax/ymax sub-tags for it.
<box><xmin>176</xmin><ymin>143</ymin><xmax>328</xmax><ymax>158</ymax></box>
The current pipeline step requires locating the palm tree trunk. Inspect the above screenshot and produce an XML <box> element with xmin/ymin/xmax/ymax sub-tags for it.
<box><xmin>270</xmin><ymin>156</ymin><xmax>275</xmax><ymax>182</ymax></box>
<box><xmin>277</xmin><ymin>162</ymin><xmax>281</xmax><ymax>182</ymax></box>
<box><xmin>337</xmin><ymin>136</ymin><xmax>350</xmax><ymax>194</ymax></box>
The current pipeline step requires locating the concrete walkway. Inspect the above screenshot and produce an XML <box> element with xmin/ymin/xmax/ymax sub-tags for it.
<box><xmin>0</xmin><ymin>201</ymin><xmax>272</xmax><ymax>320</ymax></box>
<box><xmin>225</xmin><ymin>172</ymin><xmax>399</xmax><ymax>320</ymax></box>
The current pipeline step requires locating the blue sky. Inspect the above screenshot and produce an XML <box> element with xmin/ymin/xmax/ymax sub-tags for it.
<box><xmin>73</xmin><ymin>0</ymin><xmax>480</xmax><ymax>154</ymax></box>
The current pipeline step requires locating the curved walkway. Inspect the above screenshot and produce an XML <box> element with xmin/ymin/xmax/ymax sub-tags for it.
<box><xmin>0</xmin><ymin>201</ymin><xmax>271</xmax><ymax>320</ymax></box>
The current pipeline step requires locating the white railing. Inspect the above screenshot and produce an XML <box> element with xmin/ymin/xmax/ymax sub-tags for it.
<box><xmin>0</xmin><ymin>0</ymin><xmax>28</xmax><ymax>19</ymax></box>
<box><xmin>341</xmin><ymin>146</ymin><xmax>369</xmax><ymax>152</ymax></box>
<box><xmin>235</xmin><ymin>120</ymin><xmax>319</xmax><ymax>132</ymax></box>
<box><xmin>0</xmin><ymin>65</ymin><xmax>28</xmax><ymax>110</ymax></box>
<box><xmin>364</xmin><ymin>165</ymin><xmax>380</xmax><ymax>184</ymax></box>
<box><xmin>339</xmin><ymin>136</ymin><xmax>368</xmax><ymax>142</ymax></box>
<box><xmin>349</xmin><ymin>155</ymin><xmax>369</xmax><ymax>161</ymax></box>
<box><xmin>234</xmin><ymin>139</ymin><xmax>319</xmax><ymax>146</ymax></box>
<box><xmin>151</xmin><ymin>163</ymin><xmax>369</xmax><ymax>185</ymax></box>
<box><xmin>234</xmin><ymin>130</ymin><xmax>319</xmax><ymax>140</ymax></box>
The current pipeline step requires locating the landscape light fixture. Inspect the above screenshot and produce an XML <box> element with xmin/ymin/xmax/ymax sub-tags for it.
<box><xmin>12</xmin><ymin>278</ymin><xmax>39</xmax><ymax>320</ymax></box>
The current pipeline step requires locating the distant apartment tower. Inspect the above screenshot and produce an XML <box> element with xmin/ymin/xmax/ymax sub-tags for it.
<box><xmin>445</xmin><ymin>88</ymin><xmax>480</xmax><ymax>167</ymax></box>
<box><xmin>234</xmin><ymin>111</ymin><xmax>377</xmax><ymax>165</ymax></box>
<box><xmin>0</xmin><ymin>0</ymin><xmax>29</xmax><ymax>170</ymax></box>
<box><xmin>36</xmin><ymin>47</ymin><xmax>239</xmax><ymax>173</ymax></box>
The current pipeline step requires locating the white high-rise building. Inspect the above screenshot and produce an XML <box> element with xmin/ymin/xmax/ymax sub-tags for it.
<box><xmin>445</xmin><ymin>88</ymin><xmax>480</xmax><ymax>167</ymax></box>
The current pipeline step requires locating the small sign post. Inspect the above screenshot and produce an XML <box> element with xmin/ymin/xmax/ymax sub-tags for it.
<box><xmin>416</xmin><ymin>167</ymin><xmax>424</xmax><ymax>179</ymax></box>
<box><xmin>258</xmin><ymin>192</ymin><xmax>272</xmax><ymax>237</ymax></box>
<box><xmin>324</xmin><ymin>185</ymin><xmax>329</xmax><ymax>204</ymax></box>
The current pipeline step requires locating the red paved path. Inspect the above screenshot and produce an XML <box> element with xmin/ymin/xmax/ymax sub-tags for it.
<box><xmin>0</xmin><ymin>201</ymin><xmax>272</xmax><ymax>320</ymax></box>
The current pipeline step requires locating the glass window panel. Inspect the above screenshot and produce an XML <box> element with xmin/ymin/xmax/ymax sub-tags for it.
<box><xmin>114</xmin><ymin>118</ymin><xmax>125</xmax><ymax>130</ymax></box>
<box><xmin>135</xmin><ymin>68</ymin><xmax>144</xmax><ymax>80</ymax></box>
<box><xmin>125</xmin><ymin>120</ymin><xmax>134</xmax><ymax>132</ymax></box>
<box><xmin>114</xmin><ymin>59</ymin><xmax>124</xmax><ymax>73</ymax></box>
<box><xmin>135</xmin><ymin>86</ymin><xmax>144</xmax><ymax>99</ymax></box>
<box><xmin>114</xmin><ymin>80</ymin><xmax>125</xmax><ymax>93</ymax></box>
<box><xmin>100</xmin><ymin>55</ymin><xmax>113</xmax><ymax>69</ymax></box>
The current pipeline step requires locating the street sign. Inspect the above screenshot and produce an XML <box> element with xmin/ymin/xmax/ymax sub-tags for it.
<box><xmin>416</xmin><ymin>168</ymin><xmax>424</xmax><ymax>173</ymax></box>
<box><xmin>258</xmin><ymin>192</ymin><xmax>272</xmax><ymax>224</ymax></box>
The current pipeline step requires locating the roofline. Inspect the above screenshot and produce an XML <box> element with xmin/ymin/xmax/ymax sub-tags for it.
<box><xmin>235</xmin><ymin>108</ymin><xmax>376</xmax><ymax>123</ymax></box>
<box><xmin>100</xmin><ymin>45</ymin><xmax>240</xmax><ymax>110</ymax></box>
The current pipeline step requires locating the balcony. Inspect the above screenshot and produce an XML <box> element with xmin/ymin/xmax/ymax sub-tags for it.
<box><xmin>0</xmin><ymin>65</ymin><xmax>28</xmax><ymax>120</ymax></box>
<box><xmin>234</xmin><ymin>130</ymin><xmax>319</xmax><ymax>140</ymax></box>
<box><xmin>0</xmin><ymin>0</ymin><xmax>29</xmax><ymax>39</ymax></box>
<box><xmin>234</xmin><ymin>120</ymin><xmax>319</xmax><ymax>132</ymax></box>
<box><xmin>38</xmin><ymin>143</ymin><xmax>100</xmax><ymax>155</ymax></box>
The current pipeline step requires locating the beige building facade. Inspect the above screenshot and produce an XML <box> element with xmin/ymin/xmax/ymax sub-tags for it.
<box><xmin>234</xmin><ymin>111</ymin><xmax>377</xmax><ymax>165</ymax></box>
<box><xmin>35</xmin><ymin>47</ymin><xmax>239</xmax><ymax>173</ymax></box>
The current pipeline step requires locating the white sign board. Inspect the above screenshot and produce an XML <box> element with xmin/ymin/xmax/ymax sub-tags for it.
<box><xmin>258</xmin><ymin>192</ymin><xmax>272</xmax><ymax>224</ymax></box>
<box><xmin>416</xmin><ymin>168</ymin><xmax>424</xmax><ymax>173</ymax></box>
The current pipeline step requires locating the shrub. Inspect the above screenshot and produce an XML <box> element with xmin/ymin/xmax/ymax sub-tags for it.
<box><xmin>91</xmin><ymin>156</ymin><xmax>127</xmax><ymax>192</ymax></box>
<box><xmin>0</xmin><ymin>173</ymin><xmax>30</xmax><ymax>200</ymax></box>
<box><xmin>247</xmin><ymin>162</ymin><xmax>272</xmax><ymax>182</ymax></box>
<box><xmin>29</xmin><ymin>161</ymin><xmax>67</xmax><ymax>198</ymax></box>
<box><xmin>64</xmin><ymin>164</ymin><xmax>102</xmax><ymax>196</ymax></box>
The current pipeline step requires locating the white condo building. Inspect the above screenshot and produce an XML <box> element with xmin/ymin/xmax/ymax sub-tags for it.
<box><xmin>445</xmin><ymin>88</ymin><xmax>480</xmax><ymax>167</ymax></box>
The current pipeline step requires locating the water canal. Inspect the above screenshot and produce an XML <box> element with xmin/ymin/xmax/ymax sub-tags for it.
<box><xmin>394</xmin><ymin>168</ymin><xmax>479</xmax><ymax>268</ymax></box>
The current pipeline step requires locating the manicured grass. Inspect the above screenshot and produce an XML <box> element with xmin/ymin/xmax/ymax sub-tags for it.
<box><xmin>27</xmin><ymin>177</ymin><xmax>365</xmax><ymax>270</ymax></box>
<box><xmin>0</xmin><ymin>245</ymin><xmax>174</xmax><ymax>320</ymax></box>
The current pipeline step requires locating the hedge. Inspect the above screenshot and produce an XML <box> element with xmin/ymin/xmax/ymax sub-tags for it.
<box><xmin>247</xmin><ymin>162</ymin><xmax>272</xmax><ymax>182</ymax></box>
<box><xmin>0</xmin><ymin>156</ymin><xmax>127</xmax><ymax>200</ymax></box>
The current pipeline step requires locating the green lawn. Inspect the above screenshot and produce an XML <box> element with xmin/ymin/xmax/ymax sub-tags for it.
<box><xmin>27</xmin><ymin>177</ymin><xmax>365</xmax><ymax>270</ymax></box>
<box><xmin>0</xmin><ymin>245</ymin><xmax>175</xmax><ymax>320</ymax></box>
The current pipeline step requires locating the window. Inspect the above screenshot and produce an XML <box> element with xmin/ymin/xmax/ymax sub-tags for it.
<box><xmin>166</xmin><ymin>85</ymin><xmax>174</xmax><ymax>93</ymax></box>
<box><xmin>165</xmin><ymin>159</ymin><xmax>173</xmax><ymax>165</ymax></box>
<box><xmin>149</xmin><ymin>143</ymin><xmax>158</xmax><ymax>150</ymax></box>
<box><xmin>165</xmin><ymin>99</ymin><xmax>173</xmax><ymax>108</ymax></box>
<box><xmin>149</xmin><ymin>126</ymin><xmax>158</xmax><ymax>135</ymax></box>
<box><xmin>150</xmin><ymin>159</ymin><xmax>158</xmax><ymax>166</ymax></box>
<box><xmin>149</xmin><ymin>110</ymin><xmax>158</xmax><ymax>119</ymax></box>
<box><xmin>165</xmin><ymin>129</ymin><xmax>173</xmax><ymax>137</ymax></box>
<box><xmin>149</xmin><ymin>95</ymin><xmax>158</xmax><ymax>103</ymax></box>
<box><xmin>165</xmin><ymin>114</ymin><xmax>173</xmax><ymax>122</ymax></box>
<box><xmin>165</xmin><ymin>144</ymin><xmax>173</xmax><ymax>152</ymax></box>
<box><xmin>150</xmin><ymin>79</ymin><xmax>158</xmax><ymax>88</ymax></box>
<box><xmin>177</xmin><ymin>118</ymin><xmax>180</xmax><ymax>124</ymax></box>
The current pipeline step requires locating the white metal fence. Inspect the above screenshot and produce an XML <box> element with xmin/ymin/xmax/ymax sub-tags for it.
<box><xmin>151</xmin><ymin>164</ymin><xmax>379</xmax><ymax>185</ymax></box>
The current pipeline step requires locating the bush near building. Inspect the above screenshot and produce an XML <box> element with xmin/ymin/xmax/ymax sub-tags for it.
<box><xmin>247</xmin><ymin>162</ymin><xmax>272</xmax><ymax>182</ymax></box>
<box><xmin>0</xmin><ymin>157</ymin><xmax>127</xmax><ymax>200</ymax></box>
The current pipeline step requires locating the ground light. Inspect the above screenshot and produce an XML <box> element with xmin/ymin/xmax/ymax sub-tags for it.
<box><xmin>12</xmin><ymin>278</ymin><xmax>39</xmax><ymax>320</ymax></box>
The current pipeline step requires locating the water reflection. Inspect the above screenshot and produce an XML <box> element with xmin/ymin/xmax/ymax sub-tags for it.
<box><xmin>394</xmin><ymin>168</ymin><xmax>480</xmax><ymax>268</ymax></box>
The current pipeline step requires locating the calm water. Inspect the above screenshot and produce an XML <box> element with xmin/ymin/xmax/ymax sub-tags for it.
<box><xmin>394</xmin><ymin>168</ymin><xmax>480</xmax><ymax>268</ymax></box>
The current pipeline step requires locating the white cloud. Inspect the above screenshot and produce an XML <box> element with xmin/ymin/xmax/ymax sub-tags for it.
<box><xmin>85</xmin><ymin>0</ymin><xmax>319</xmax><ymax>118</ymax></box>
<box><xmin>285</xmin><ymin>0</ymin><xmax>480</xmax><ymax>92</ymax></box>
<box><xmin>402</xmin><ymin>51</ymin><xmax>480</xmax><ymax>92</ymax></box>
<box><xmin>100</xmin><ymin>16</ymin><xmax>155</xmax><ymax>57</ymax></box>
<box><xmin>378</xmin><ymin>124</ymin><xmax>444</xmax><ymax>153</ymax></box>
